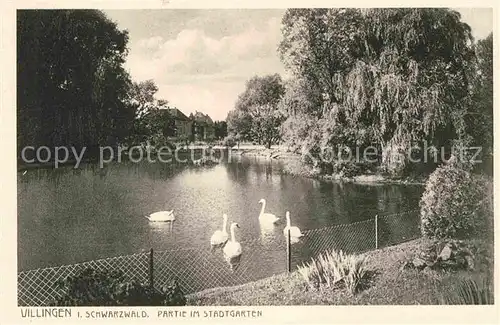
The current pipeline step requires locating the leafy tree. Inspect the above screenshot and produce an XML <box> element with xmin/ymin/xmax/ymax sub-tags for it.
<box><xmin>226</xmin><ymin>109</ymin><xmax>253</xmax><ymax>142</ymax></box>
<box><xmin>227</xmin><ymin>74</ymin><xmax>285</xmax><ymax>148</ymax></box>
<box><xmin>279</xmin><ymin>76</ymin><xmax>325</xmax><ymax>153</ymax></box>
<box><xmin>278</xmin><ymin>8</ymin><xmax>475</xmax><ymax>176</ymax></box>
<box><xmin>465</xmin><ymin>33</ymin><xmax>493</xmax><ymax>171</ymax></box>
<box><xmin>213</xmin><ymin>121</ymin><xmax>228</xmax><ymax>140</ymax></box>
<box><xmin>17</xmin><ymin>10</ymin><xmax>134</xmax><ymax>159</ymax></box>
<box><xmin>126</xmin><ymin>79</ymin><xmax>176</xmax><ymax>148</ymax></box>
<box><xmin>130</xmin><ymin>80</ymin><xmax>160</xmax><ymax>118</ymax></box>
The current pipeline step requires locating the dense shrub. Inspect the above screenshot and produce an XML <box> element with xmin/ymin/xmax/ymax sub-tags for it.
<box><xmin>297</xmin><ymin>250</ymin><xmax>368</xmax><ymax>294</ymax></box>
<box><xmin>50</xmin><ymin>268</ymin><xmax>186</xmax><ymax>306</ymax></box>
<box><xmin>330</xmin><ymin>159</ymin><xmax>376</xmax><ymax>178</ymax></box>
<box><xmin>419</xmin><ymin>161</ymin><xmax>490</xmax><ymax>239</ymax></box>
<box><xmin>223</xmin><ymin>135</ymin><xmax>237</xmax><ymax>148</ymax></box>
<box><xmin>331</xmin><ymin>160</ymin><xmax>360</xmax><ymax>178</ymax></box>
<box><xmin>403</xmin><ymin>239</ymin><xmax>476</xmax><ymax>271</ymax></box>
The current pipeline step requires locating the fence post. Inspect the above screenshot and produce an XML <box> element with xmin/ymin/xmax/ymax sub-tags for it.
<box><xmin>286</xmin><ymin>229</ymin><xmax>291</xmax><ymax>273</ymax></box>
<box><xmin>149</xmin><ymin>248</ymin><xmax>154</xmax><ymax>289</ymax></box>
<box><xmin>375</xmin><ymin>215</ymin><xmax>379</xmax><ymax>249</ymax></box>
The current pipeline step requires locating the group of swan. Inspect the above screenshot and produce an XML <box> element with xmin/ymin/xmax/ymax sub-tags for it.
<box><xmin>258</xmin><ymin>199</ymin><xmax>303</xmax><ymax>238</ymax></box>
<box><xmin>209</xmin><ymin>213</ymin><xmax>241</xmax><ymax>262</ymax></box>
<box><xmin>144</xmin><ymin>198</ymin><xmax>303</xmax><ymax>266</ymax></box>
<box><xmin>209</xmin><ymin>199</ymin><xmax>303</xmax><ymax>263</ymax></box>
<box><xmin>222</xmin><ymin>223</ymin><xmax>242</xmax><ymax>261</ymax></box>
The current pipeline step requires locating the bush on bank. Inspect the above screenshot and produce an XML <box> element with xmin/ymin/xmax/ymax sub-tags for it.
<box><xmin>419</xmin><ymin>160</ymin><xmax>491</xmax><ymax>240</ymax></box>
<box><xmin>50</xmin><ymin>268</ymin><xmax>186</xmax><ymax>306</ymax></box>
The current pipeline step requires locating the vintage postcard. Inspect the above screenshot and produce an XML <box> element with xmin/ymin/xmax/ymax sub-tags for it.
<box><xmin>0</xmin><ymin>0</ymin><xmax>498</xmax><ymax>324</ymax></box>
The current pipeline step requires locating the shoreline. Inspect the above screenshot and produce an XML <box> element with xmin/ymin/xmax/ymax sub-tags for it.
<box><xmin>17</xmin><ymin>147</ymin><xmax>230</xmax><ymax>171</ymax></box>
<box><xmin>17</xmin><ymin>145</ymin><xmax>426</xmax><ymax>185</ymax></box>
<box><xmin>236</xmin><ymin>147</ymin><xmax>427</xmax><ymax>186</ymax></box>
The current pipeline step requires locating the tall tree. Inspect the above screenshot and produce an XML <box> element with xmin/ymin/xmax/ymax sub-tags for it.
<box><xmin>130</xmin><ymin>80</ymin><xmax>160</xmax><ymax>118</ymax></box>
<box><xmin>227</xmin><ymin>74</ymin><xmax>285</xmax><ymax>148</ymax></box>
<box><xmin>466</xmin><ymin>33</ymin><xmax>493</xmax><ymax>153</ymax></box>
<box><xmin>213</xmin><ymin>121</ymin><xmax>228</xmax><ymax>140</ymax></box>
<box><xmin>127</xmin><ymin>79</ymin><xmax>175</xmax><ymax>147</ymax></box>
<box><xmin>17</xmin><ymin>10</ymin><xmax>134</xmax><ymax>159</ymax></box>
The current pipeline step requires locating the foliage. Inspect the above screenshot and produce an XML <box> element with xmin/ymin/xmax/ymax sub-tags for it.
<box><xmin>441</xmin><ymin>278</ymin><xmax>493</xmax><ymax>305</ymax></box>
<box><xmin>297</xmin><ymin>249</ymin><xmax>368</xmax><ymax>294</ymax></box>
<box><xmin>213</xmin><ymin>121</ymin><xmax>228</xmax><ymax>140</ymax></box>
<box><xmin>130</xmin><ymin>80</ymin><xmax>160</xmax><ymax>118</ymax></box>
<box><xmin>331</xmin><ymin>160</ymin><xmax>362</xmax><ymax>178</ymax></box>
<box><xmin>419</xmin><ymin>162</ymin><xmax>489</xmax><ymax>239</ymax></box>
<box><xmin>278</xmin><ymin>8</ymin><xmax>477</xmax><ymax>176</ymax></box>
<box><xmin>223</xmin><ymin>135</ymin><xmax>237</xmax><ymax>148</ymax></box>
<box><xmin>126</xmin><ymin>80</ymin><xmax>175</xmax><ymax>148</ymax></box>
<box><xmin>17</xmin><ymin>10</ymin><xmax>135</xmax><ymax>159</ymax></box>
<box><xmin>227</xmin><ymin>74</ymin><xmax>285</xmax><ymax>148</ymax></box>
<box><xmin>50</xmin><ymin>268</ymin><xmax>186</xmax><ymax>306</ymax></box>
<box><xmin>465</xmin><ymin>33</ymin><xmax>493</xmax><ymax>173</ymax></box>
<box><xmin>403</xmin><ymin>239</ymin><xmax>476</xmax><ymax>271</ymax></box>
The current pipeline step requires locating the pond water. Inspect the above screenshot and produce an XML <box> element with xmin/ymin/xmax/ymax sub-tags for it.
<box><xmin>18</xmin><ymin>152</ymin><xmax>423</xmax><ymax>291</ymax></box>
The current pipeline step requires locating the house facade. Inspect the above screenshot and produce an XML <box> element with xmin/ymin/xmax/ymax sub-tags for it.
<box><xmin>191</xmin><ymin>111</ymin><xmax>215</xmax><ymax>141</ymax></box>
<box><xmin>165</xmin><ymin>108</ymin><xmax>192</xmax><ymax>141</ymax></box>
<box><xmin>165</xmin><ymin>108</ymin><xmax>215</xmax><ymax>142</ymax></box>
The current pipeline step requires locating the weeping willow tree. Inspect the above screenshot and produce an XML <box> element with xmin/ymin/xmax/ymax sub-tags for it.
<box><xmin>279</xmin><ymin>8</ymin><xmax>475</xmax><ymax>175</ymax></box>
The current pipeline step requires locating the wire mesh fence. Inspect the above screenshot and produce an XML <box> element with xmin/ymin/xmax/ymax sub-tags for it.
<box><xmin>290</xmin><ymin>219</ymin><xmax>377</xmax><ymax>270</ymax></box>
<box><xmin>377</xmin><ymin>210</ymin><xmax>421</xmax><ymax>247</ymax></box>
<box><xmin>17</xmin><ymin>252</ymin><xmax>150</xmax><ymax>306</ymax></box>
<box><xmin>18</xmin><ymin>210</ymin><xmax>421</xmax><ymax>306</ymax></box>
<box><xmin>153</xmin><ymin>237</ymin><xmax>287</xmax><ymax>295</ymax></box>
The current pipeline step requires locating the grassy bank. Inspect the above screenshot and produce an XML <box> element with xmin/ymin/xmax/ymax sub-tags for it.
<box><xmin>188</xmin><ymin>238</ymin><xmax>493</xmax><ymax>305</ymax></box>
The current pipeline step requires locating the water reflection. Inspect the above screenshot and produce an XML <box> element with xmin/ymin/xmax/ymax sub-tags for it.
<box><xmin>148</xmin><ymin>220</ymin><xmax>175</xmax><ymax>234</ymax></box>
<box><xmin>258</xmin><ymin>220</ymin><xmax>277</xmax><ymax>246</ymax></box>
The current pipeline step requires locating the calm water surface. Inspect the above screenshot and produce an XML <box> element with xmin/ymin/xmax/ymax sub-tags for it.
<box><xmin>18</xmin><ymin>155</ymin><xmax>423</xmax><ymax>273</ymax></box>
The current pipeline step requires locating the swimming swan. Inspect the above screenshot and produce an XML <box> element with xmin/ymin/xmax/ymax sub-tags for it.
<box><xmin>283</xmin><ymin>211</ymin><xmax>303</xmax><ymax>238</ymax></box>
<box><xmin>258</xmin><ymin>199</ymin><xmax>280</xmax><ymax>224</ymax></box>
<box><xmin>210</xmin><ymin>214</ymin><xmax>229</xmax><ymax>246</ymax></box>
<box><xmin>223</xmin><ymin>223</ymin><xmax>242</xmax><ymax>259</ymax></box>
<box><xmin>145</xmin><ymin>210</ymin><xmax>175</xmax><ymax>222</ymax></box>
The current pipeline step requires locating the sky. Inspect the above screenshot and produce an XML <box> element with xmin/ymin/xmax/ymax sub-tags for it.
<box><xmin>103</xmin><ymin>8</ymin><xmax>493</xmax><ymax>121</ymax></box>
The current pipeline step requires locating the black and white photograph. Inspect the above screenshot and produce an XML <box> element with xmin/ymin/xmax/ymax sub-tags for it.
<box><xmin>9</xmin><ymin>2</ymin><xmax>496</xmax><ymax>315</ymax></box>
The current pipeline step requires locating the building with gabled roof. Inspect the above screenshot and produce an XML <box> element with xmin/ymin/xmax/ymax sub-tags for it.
<box><xmin>190</xmin><ymin>111</ymin><xmax>215</xmax><ymax>141</ymax></box>
<box><xmin>165</xmin><ymin>108</ymin><xmax>192</xmax><ymax>141</ymax></box>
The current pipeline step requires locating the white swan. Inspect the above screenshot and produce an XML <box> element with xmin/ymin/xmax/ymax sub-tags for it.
<box><xmin>145</xmin><ymin>210</ymin><xmax>175</xmax><ymax>222</ymax></box>
<box><xmin>210</xmin><ymin>214</ymin><xmax>229</xmax><ymax>246</ymax></box>
<box><xmin>258</xmin><ymin>199</ymin><xmax>280</xmax><ymax>224</ymax></box>
<box><xmin>223</xmin><ymin>223</ymin><xmax>242</xmax><ymax>259</ymax></box>
<box><xmin>283</xmin><ymin>211</ymin><xmax>303</xmax><ymax>238</ymax></box>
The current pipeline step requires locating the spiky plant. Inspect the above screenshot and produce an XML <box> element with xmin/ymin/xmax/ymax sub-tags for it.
<box><xmin>296</xmin><ymin>249</ymin><xmax>368</xmax><ymax>294</ymax></box>
<box><xmin>442</xmin><ymin>278</ymin><xmax>493</xmax><ymax>305</ymax></box>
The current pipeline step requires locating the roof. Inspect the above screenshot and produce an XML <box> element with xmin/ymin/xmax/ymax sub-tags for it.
<box><xmin>166</xmin><ymin>108</ymin><xmax>190</xmax><ymax>121</ymax></box>
<box><xmin>193</xmin><ymin>111</ymin><xmax>214</xmax><ymax>124</ymax></box>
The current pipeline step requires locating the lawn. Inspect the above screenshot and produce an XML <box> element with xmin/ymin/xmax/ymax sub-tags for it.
<box><xmin>187</xmin><ymin>237</ymin><xmax>493</xmax><ymax>305</ymax></box>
